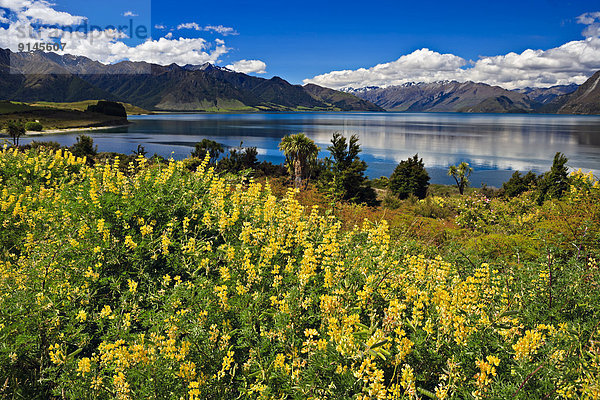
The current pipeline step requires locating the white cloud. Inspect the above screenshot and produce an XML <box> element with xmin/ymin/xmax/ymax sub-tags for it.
<box><xmin>0</xmin><ymin>0</ymin><xmax>233</xmax><ymax>67</ymax></box>
<box><xmin>177</xmin><ymin>22</ymin><xmax>237</xmax><ymax>36</ymax></box>
<box><xmin>0</xmin><ymin>9</ymin><xmax>8</xmax><ymax>23</ymax></box>
<box><xmin>164</xmin><ymin>32</ymin><xmax>172</xmax><ymax>39</ymax></box>
<box><xmin>177</xmin><ymin>22</ymin><xmax>201</xmax><ymax>31</ymax></box>
<box><xmin>154</xmin><ymin>24</ymin><xmax>166</xmax><ymax>29</ymax></box>
<box><xmin>305</xmin><ymin>12</ymin><xmax>600</xmax><ymax>90</ymax></box>
<box><xmin>204</xmin><ymin>24</ymin><xmax>237</xmax><ymax>36</ymax></box>
<box><xmin>122</xmin><ymin>11</ymin><xmax>138</xmax><ymax>17</ymax></box>
<box><xmin>18</xmin><ymin>1</ymin><xmax>86</xmax><ymax>25</ymax></box>
<box><xmin>226</xmin><ymin>59</ymin><xmax>267</xmax><ymax>74</ymax></box>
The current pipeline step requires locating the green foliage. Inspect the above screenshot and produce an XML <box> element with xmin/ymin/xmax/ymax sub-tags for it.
<box><xmin>536</xmin><ymin>152</ymin><xmax>570</xmax><ymax>204</ymax></box>
<box><xmin>448</xmin><ymin>162</ymin><xmax>473</xmax><ymax>195</ymax></box>
<box><xmin>131</xmin><ymin>144</ymin><xmax>147</xmax><ymax>157</ymax></box>
<box><xmin>69</xmin><ymin>134</ymin><xmax>97</xmax><ymax>159</ymax></box>
<box><xmin>278</xmin><ymin>133</ymin><xmax>320</xmax><ymax>189</ymax></box>
<box><xmin>85</xmin><ymin>100</ymin><xmax>127</xmax><ymax>118</ymax></box>
<box><xmin>191</xmin><ymin>139</ymin><xmax>224</xmax><ymax>164</ymax></box>
<box><xmin>5</xmin><ymin>120</ymin><xmax>25</xmax><ymax>146</ymax></box>
<box><xmin>503</xmin><ymin>171</ymin><xmax>538</xmax><ymax>197</ymax></box>
<box><xmin>216</xmin><ymin>142</ymin><xmax>259</xmax><ymax>173</ymax></box>
<box><xmin>389</xmin><ymin>154</ymin><xmax>430</xmax><ymax>199</ymax></box>
<box><xmin>26</xmin><ymin>140</ymin><xmax>62</xmax><ymax>151</ymax></box>
<box><xmin>1</xmin><ymin>147</ymin><xmax>600</xmax><ymax>399</ymax></box>
<box><xmin>24</xmin><ymin>121</ymin><xmax>43</xmax><ymax>131</ymax></box>
<box><xmin>318</xmin><ymin>133</ymin><xmax>378</xmax><ymax>205</ymax></box>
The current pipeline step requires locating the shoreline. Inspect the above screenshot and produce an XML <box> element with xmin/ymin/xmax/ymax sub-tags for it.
<box><xmin>22</xmin><ymin>123</ymin><xmax>131</xmax><ymax>136</ymax></box>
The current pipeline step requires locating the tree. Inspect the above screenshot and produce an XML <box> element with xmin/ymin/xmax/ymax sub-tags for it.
<box><xmin>217</xmin><ymin>142</ymin><xmax>259</xmax><ymax>173</ymax></box>
<box><xmin>319</xmin><ymin>133</ymin><xmax>377</xmax><ymax>205</ymax></box>
<box><xmin>191</xmin><ymin>139</ymin><xmax>224</xmax><ymax>164</ymax></box>
<box><xmin>70</xmin><ymin>135</ymin><xmax>97</xmax><ymax>159</ymax></box>
<box><xmin>389</xmin><ymin>154</ymin><xmax>430</xmax><ymax>199</ymax></box>
<box><xmin>536</xmin><ymin>152</ymin><xmax>570</xmax><ymax>204</ymax></box>
<box><xmin>6</xmin><ymin>120</ymin><xmax>25</xmax><ymax>146</ymax></box>
<box><xmin>502</xmin><ymin>170</ymin><xmax>538</xmax><ymax>197</ymax></box>
<box><xmin>278</xmin><ymin>133</ymin><xmax>320</xmax><ymax>189</ymax></box>
<box><xmin>132</xmin><ymin>144</ymin><xmax>147</xmax><ymax>157</ymax></box>
<box><xmin>448</xmin><ymin>162</ymin><xmax>473</xmax><ymax>195</ymax></box>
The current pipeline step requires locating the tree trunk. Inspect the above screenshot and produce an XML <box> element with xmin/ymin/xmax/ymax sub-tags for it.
<box><xmin>294</xmin><ymin>159</ymin><xmax>302</xmax><ymax>189</ymax></box>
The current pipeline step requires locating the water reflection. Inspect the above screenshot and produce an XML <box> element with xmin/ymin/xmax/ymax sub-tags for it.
<box><xmin>19</xmin><ymin>112</ymin><xmax>600</xmax><ymax>187</ymax></box>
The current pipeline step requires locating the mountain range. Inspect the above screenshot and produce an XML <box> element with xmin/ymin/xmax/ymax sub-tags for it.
<box><xmin>0</xmin><ymin>49</ymin><xmax>383</xmax><ymax>112</ymax></box>
<box><xmin>2</xmin><ymin>48</ymin><xmax>599</xmax><ymax>115</ymax></box>
<box><xmin>343</xmin><ymin>78</ymin><xmax>600</xmax><ymax>114</ymax></box>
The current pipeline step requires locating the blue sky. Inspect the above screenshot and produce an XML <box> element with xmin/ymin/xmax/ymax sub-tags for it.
<box><xmin>1</xmin><ymin>0</ymin><xmax>600</xmax><ymax>88</ymax></box>
<box><xmin>150</xmin><ymin>0</ymin><xmax>596</xmax><ymax>82</ymax></box>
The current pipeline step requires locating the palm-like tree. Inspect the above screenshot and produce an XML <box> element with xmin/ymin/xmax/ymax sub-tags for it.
<box><xmin>448</xmin><ymin>161</ymin><xmax>473</xmax><ymax>195</ymax></box>
<box><xmin>279</xmin><ymin>133</ymin><xmax>320</xmax><ymax>189</ymax></box>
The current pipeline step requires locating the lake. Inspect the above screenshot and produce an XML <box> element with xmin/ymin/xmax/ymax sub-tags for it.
<box><xmin>19</xmin><ymin>112</ymin><xmax>600</xmax><ymax>187</ymax></box>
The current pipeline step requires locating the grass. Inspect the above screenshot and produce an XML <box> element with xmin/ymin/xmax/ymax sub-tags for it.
<box><xmin>29</xmin><ymin>100</ymin><xmax>151</xmax><ymax>115</ymax></box>
<box><xmin>0</xmin><ymin>100</ymin><xmax>131</xmax><ymax>131</ymax></box>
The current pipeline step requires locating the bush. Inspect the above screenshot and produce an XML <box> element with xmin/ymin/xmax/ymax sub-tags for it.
<box><xmin>24</xmin><ymin>121</ymin><xmax>43</xmax><ymax>131</ymax></box>
<box><xmin>389</xmin><ymin>154</ymin><xmax>430</xmax><ymax>199</ymax></box>
<box><xmin>191</xmin><ymin>139</ymin><xmax>224</xmax><ymax>164</ymax></box>
<box><xmin>69</xmin><ymin>134</ymin><xmax>97</xmax><ymax>159</ymax></box>
<box><xmin>503</xmin><ymin>170</ymin><xmax>538</xmax><ymax>197</ymax></box>
<box><xmin>536</xmin><ymin>152</ymin><xmax>570</xmax><ymax>204</ymax></box>
<box><xmin>318</xmin><ymin>133</ymin><xmax>378</xmax><ymax>206</ymax></box>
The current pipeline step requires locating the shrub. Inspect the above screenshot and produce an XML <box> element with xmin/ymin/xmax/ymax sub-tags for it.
<box><xmin>24</xmin><ymin>121</ymin><xmax>43</xmax><ymax>131</ymax></box>
<box><xmin>318</xmin><ymin>133</ymin><xmax>378</xmax><ymax>206</ymax></box>
<box><xmin>191</xmin><ymin>139</ymin><xmax>224</xmax><ymax>164</ymax></box>
<box><xmin>536</xmin><ymin>152</ymin><xmax>570</xmax><ymax>204</ymax></box>
<box><xmin>389</xmin><ymin>154</ymin><xmax>430</xmax><ymax>199</ymax></box>
<box><xmin>503</xmin><ymin>170</ymin><xmax>538</xmax><ymax>197</ymax></box>
<box><xmin>69</xmin><ymin>134</ymin><xmax>97</xmax><ymax>159</ymax></box>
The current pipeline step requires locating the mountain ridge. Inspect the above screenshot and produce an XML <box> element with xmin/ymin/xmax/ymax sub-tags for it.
<box><xmin>343</xmin><ymin>80</ymin><xmax>583</xmax><ymax>113</ymax></box>
<box><xmin>0</xmin><ymin>49</ymin><xmax>383</xmax><ymax>112</ymax></box>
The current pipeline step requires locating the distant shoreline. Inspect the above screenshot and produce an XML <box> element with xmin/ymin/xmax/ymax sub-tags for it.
<box><xmin>20</xmin><ymin>123</ymin><xmax>131</xmax><ymax>136</ymax></box>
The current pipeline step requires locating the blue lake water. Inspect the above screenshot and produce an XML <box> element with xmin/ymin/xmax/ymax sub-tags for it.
<box><xmin>19</xmin><ymin>112</ymin><xmax>600</xmax><ymax>187</ymax></box>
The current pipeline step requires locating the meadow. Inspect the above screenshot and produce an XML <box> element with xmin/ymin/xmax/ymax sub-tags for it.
<box><xmin>0</xmin><ymin>146</ymin><xmax>599</xmax><ymax>399</ymax></box>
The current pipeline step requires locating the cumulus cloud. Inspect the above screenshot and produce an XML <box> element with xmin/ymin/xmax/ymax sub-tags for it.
<box><xmin>122</xmin><ymin>11</ymin><xmax>138</xmax><ymax>17</ymax></box>
<box><xmin>0</xmin><ymin>9</ymin><xmax>8</xmax><ymax>23</ymax></box>
<box><xmin>16</xmin><ymin>1</ymin><xmax>85</xmax><ymax>25</ymax></box>
<box><xmin>226</xmin><ymin>59</ymin><xmax>267</xmax><ymax>74</ymax></box>
<box><xmin>154</xmin><ymin>24</ymin><xmax>166</xmax><ymax>30</ymax></box>
<box><xmin>177</xmin><ymin>22</ymin><xmax>238</xmax><ymax>36</ymax></box>
<box><xmin>305</xmin><ymin>12</ymin><xmax>600</xmax><ymax>90</ymax></box>
<box><xmin>0</xmin><ymin>0</ymin><xmax>236</xmax><ymax>68</ymax></box>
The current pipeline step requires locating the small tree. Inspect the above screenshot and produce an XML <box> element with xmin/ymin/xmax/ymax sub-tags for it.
<box><xmin>6</xmin><ymin>120</ymin><xmax>25</xmax><ymax>146</ymax></box>
<box><xmin>389</xmin><ymin>154</ymin><xmax>430</xmax><ymax>199</ymax></box>
<box><xmin>536</xmin><ymin>152</ymin><xmax>570</xmax><ymax>204</ymax></box>
<box><xmin>70</xmin><ymin>135</ymin><xmax>97</xmax><ymax>159</ymax></box>
<box><xmin>191</xmin><ymin>139</ymin><xmax>224</xmax><ymax>164</ymax></box>
<box><xmin>502</xmin><ymin>170</ymin><xmax>538</xmax><ymax>197</ymax></box>
<box><xmin>278</xmin><ymin>133</ymin><xmax>320</xmax><ymax>189</ymax></box>
<box><xmin>132</xmin><ymin>144</ymin><xmax>147</xmax><ymax>157</ymax></box>
<box><xmin>217</xmin><ymin>142</ymin><xmax>259</xmax><ymax>173</ymax></box>
<box><xmin>319</xmin><ymin>133</ymin><xmax>377</xmax><ymax>205</ymax></box>
<box><xmin>448</xmin><ymin>162</ymin><xmax>473</xmax><ymax>195</ymax></box>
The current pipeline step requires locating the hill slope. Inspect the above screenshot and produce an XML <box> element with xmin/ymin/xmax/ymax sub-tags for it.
<box><xmin>558</xmin><ymin>71</ymin><xmax>600</xmax><ymax>115</ymax></box>
<box><xmin>344</xmin><ymin>81</ymin><xmax>535</xmax><ymax>113</ymax></box>
<box><xmin>1</xmin><ymin>49</ymin><xmax>381</xmax><ymax>112</ymax></box>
